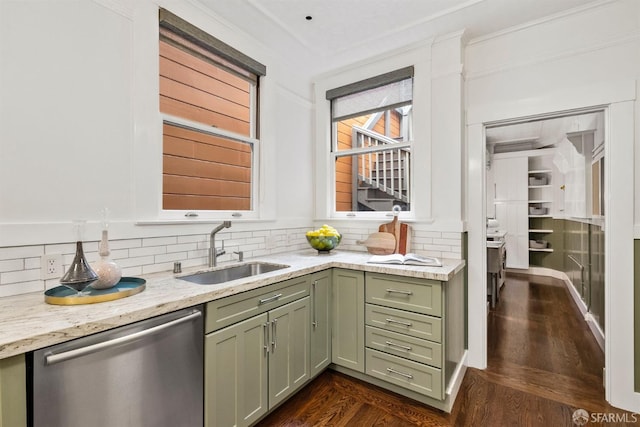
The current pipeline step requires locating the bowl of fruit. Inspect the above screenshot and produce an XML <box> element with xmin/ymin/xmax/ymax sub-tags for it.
<box><xmin>306</xmin><ymin>225</ymin><xmax>341</xmax><ymax>254</ymax></box>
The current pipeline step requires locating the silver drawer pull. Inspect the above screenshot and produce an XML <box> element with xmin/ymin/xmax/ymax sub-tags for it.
<box><xmin>385</xmin><ymin>318</ymin><xmax>412</xmax><ymax>327</ymax></box>
<box><xmin>385</xmin><ymin>288</ymin><xmax>413</xmax><ymax>296</ymax></box>
<box><xmin>386</xmin><ymin>367</ymin><xmax>413</xmax><ymax>379</ymax></box>
<box><xmin>385</xmin><ymin>341</ymin><xmax>412</xmax><ymax>351</ymax></box>
<box><xmin>259</xmin><ymin>293</ymin><xmax>283</xmax><ymax>305</ymax></box>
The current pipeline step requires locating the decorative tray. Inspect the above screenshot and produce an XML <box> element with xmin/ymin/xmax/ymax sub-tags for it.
<box><xmin>44</xmin><ymin>277</ymin><xmax>146</xmax><ymax>306</ymax></box>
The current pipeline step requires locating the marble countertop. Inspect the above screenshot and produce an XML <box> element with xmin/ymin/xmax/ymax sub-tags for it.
<box><xmin>0</xmin><ymin>250</ymin><xmax>465</xmax><ymax>360</ymax></box>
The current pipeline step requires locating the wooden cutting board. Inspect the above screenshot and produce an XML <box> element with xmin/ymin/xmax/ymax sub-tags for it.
<box><xmin>356</xmin><ymin>232</ymin><xmax>396</xmax><ymax>255</ymax></box>
<box><xmin>378</xmin><ymin>217</ymin><xmax>411</xmax><ymax>255</ymax></box>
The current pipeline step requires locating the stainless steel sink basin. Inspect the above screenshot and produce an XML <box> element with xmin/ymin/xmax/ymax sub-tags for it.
<box><xmin>177</xmin><ymin>262</ymin><xmax>289</xmax><ymax>285</ymax></box>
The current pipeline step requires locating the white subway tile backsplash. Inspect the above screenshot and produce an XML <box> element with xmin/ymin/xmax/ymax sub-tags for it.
<box><xmin>177</xmin><ymin>234</ymin><xmax>206</xmax><ymax>244</ymax></box>
<box><xmin>109</xmin><ymin>239</ymin><xmax>142</xmax><ymax>250</ymax></box>
<box><xmin>116</xmin><ymin>255</ymin><xmax>156</xmax><ymax>268</ymax></box>
<box><xmin>154</xmin><ymin>252</ymin><xmax>187</xmax><ymax>264</ymax></box>
<box><xmin>1</xmin><ymin>268</ymin><xmax>40</xmax><ymax>285</ymax></box>
<box><xmin>24</xmin><ymin>257</ymin><xmax>40</xmax><ymax>270</ymax></box>
<box><xmin>46</xmin><ymin>243</ymin><xmax>77</xmax><ymax>255</ymax></box>
<box><xmin>142</xmin><ymin>236</ymin><xmax>177</xmax><ymax>247</ymax></box>
<box><xmin>0</xmin><ymin>245</ymin><xmax>44</xmax><ymax>260</ymax></box>
<box><xmin>129</xmin><ymin>246</ymin><xmax>167</xmax><ymax>258</ymax></box>
<box><xmin>166</xmin><ymin>243</ymin><xmax>198</xmax><ymax>254</ymax></box>
<box><xmin>0</xmin><ymin>259</ymin><xmax>24</xmax><ymax>272</ymax></box>
<box><xmin>0</xmin><ymin>227</ymin><xmax>463</xmax><ymax>298</ymax></box>
<box><xmin>0</xmin><ymin>281</ymin><xmax>43</xmax><ymax>297</ymax></box>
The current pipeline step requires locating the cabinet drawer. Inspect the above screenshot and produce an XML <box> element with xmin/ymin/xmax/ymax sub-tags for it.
<box><xmin>366</xmin><ymin>348</ymin><xmax>443</xmax><ymax>400</ymax></box>
<box><xmin>206</xmin><ymin>276</ymin><xmax>310</xmax><ymax>333</ymax></box>
<box><xmin>365</xmin><ymin>304</ymin><xmax>442</xmax><ymax>343</ymax></box>
<box><xmin>365</xmin><ymin>273</ymin><xmax>442</xmax><ymax>316</ymax></box>
<box><xmin>365</xmin><ymin>326</ymin><xmax>442</xmax><ymax>368</ymax></box>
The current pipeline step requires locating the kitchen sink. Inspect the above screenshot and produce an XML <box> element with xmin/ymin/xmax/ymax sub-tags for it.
<box><xmin>177</xmin><ymin>262</ymin><xmax>290</xmax><ymax>285</ymax></box>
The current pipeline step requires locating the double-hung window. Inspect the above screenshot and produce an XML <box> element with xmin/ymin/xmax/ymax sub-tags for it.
<box><xmin>158</xmin><ymin>9</ymin><xmax>265</xmax><ymax>213</ymax></box>
<box><xmin>327</xmin><ymin>67</ymin><xmax>413</xmax><ymax>213</ymax></box>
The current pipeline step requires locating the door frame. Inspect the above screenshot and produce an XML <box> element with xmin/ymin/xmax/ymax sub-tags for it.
<box><xmin>466</xmin><ymin>79</ymin><xmax>637</xmax><ymax>411</ymax></box>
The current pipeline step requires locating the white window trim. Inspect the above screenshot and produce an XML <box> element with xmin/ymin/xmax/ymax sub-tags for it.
<box><xmin>313</xmin><ymin>43</ymin><xmax>432</xmax><ymax>222</ymax></box>
<box><xmin>132</xmin><ymin>1</ymin><xmax>275</xmax><ymax>224</ymax></box>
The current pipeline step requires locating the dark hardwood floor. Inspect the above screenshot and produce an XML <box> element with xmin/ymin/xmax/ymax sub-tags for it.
<box><xmin>256</xmin><ymin>273</ymin><xmax>630</xmax><ymax>426</ymax></box>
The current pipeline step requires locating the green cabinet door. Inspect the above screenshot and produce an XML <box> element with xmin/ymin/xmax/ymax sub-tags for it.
<box><xmin>310</xmin><ymin>270</ymin><xmax>331</xmax><ymax>377</ymax></box>
<box><xmin>268</xmin><ymin>296</ymin><xmax>310</xmax><ymax>409</ymax></box>
<box><xmin>0</xmin><ymin>355</ymin><xmax>26</xmax><ymax>427</ymax></box>
<box><xmin>332</xmin><ymin>269</ymin><xmax>365</xmax><ymax>372</ymax></box>
<box><xmin>205</xmin><ymin>312</ymin><xmax>269</xmax><ymax>427</ymax></box>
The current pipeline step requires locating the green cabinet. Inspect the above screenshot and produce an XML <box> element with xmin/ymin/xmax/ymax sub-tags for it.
<box><xmin>205</xmin><ymin>276</ymin><xmax>311</xmax><ymax>427</ymax></box>
<box><xmin>205</xmin><ymin>313</ymin><xmax>268</xmax><ymax>427</ymax></box>
<box><xmin>268</xmin><ymin>296</ymin><xmax>310</xmax><ymax>408</ymax></box>
<box><xmin>364</xmin><ymin>273</ymin><xmax>445</xmax><ymax>400</ymax></box>
<box><xmin>310</xmin><ymin>270</ymin><xmax>331</xmax><ymax>377</ymax></box>
<box><xmin>331</xmin><ymin>269</ymin><xmax>365</xmax><ymax>373</ymax></box>
<box><xmin>0</xmin><ymin>355</ymin><xmax>26</xmax><ymax>427</ymax></box>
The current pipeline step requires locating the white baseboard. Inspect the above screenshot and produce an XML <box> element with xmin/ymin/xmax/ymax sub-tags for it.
<box><xmin>446</xmin><ymin>350</ymin><xmax>468</xmax><ymax>397</ymax></box>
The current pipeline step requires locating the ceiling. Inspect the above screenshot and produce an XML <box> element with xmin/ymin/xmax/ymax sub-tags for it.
<box><xmin>486</xmin><ymin>111</ymin><xmax>603</xmax><ymax>153</ymax></box>
<box><xmin>196</xmin><ymin>0</ymin><xmax>595</xmax><ymax>74</ymax></box>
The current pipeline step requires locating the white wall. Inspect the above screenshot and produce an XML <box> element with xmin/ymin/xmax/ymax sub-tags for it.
<box><xmin>466</xmin><ymin>0</ymin><xmax>639</xmax><ymax>412</ymax></box>
<box><xmin>0</xmin><ymin>0</ymin><xmax>315</xmax><ymax>246</ymax></box>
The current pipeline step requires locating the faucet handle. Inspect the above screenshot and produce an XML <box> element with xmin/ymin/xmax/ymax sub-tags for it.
<box><xmin>233</xmin><ymin>251</ymin><xmax>244</xmax><ymax>262</ymax></box>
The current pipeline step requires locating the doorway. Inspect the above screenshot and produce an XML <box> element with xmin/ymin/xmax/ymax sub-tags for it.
<box><xmin>466</xmin><ymin>92</ymin><xmax>635</xmax><ymax>410</ymax></box>
<box><xmin>484</xmin><ymin>110</ymin><xmax>606</xmax><ymax>348</ymax></box>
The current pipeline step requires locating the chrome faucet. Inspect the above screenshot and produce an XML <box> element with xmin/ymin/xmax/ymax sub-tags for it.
<box><xmin>209</xmin><ymin>221</ymin><xmax>231</xmax><ymax>267</ymax></box>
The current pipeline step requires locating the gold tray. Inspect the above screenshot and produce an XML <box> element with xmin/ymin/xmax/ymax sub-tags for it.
<box><xmin>44</xmin><ymin>277</ymin><xmax>146</xmax><ymax>305</ymax></box>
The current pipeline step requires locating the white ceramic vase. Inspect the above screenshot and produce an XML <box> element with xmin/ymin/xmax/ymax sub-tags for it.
<box><xmin>92</xmin><ymin>229</ymin><xmax>122</xmax><ymax>289</ymax></box>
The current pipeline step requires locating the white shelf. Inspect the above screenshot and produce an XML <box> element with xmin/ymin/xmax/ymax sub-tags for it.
<box><xmin>529</xmin><ymin>215</ymin><xmax>552</xmax><ymax>218</ymax></box>
<box><xmin>528</xmin><ymin>185</ymin><xmax>552</xmax><ymax>189</ymax></box>
<box><xmin>529</xmin><ymin>248</ymin><xmax>554</xmax><ymax>252</ymax></box>
<box><xmin>528</xmin><ymin>169</ymin><xmax>552</xmax><ymax>174</ymax></box>
<box><xmin>529</xmin><ymin>229</ymin><xmax>553</xmax><ymax>233</ymax></box>
<box><xmin>528</xmin><ymin>200</ymin><xmax>552</xmax><ymax>203</ymax></box>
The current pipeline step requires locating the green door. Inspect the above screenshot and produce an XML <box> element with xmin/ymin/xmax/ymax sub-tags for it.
<box><xmin>268</xmin><ymin>296</ymin><xmax>310</xmax><ymax>409</ymax></box>
<box><xmin>332</xmin><ymin>269</ymin><xmax>365</xmax><ymax>372</ymax></box>
<box><xmin>310</xmin><ymin>270</ymin><xmax>332</xmax><ymax>377</ymax></box>
<box><xmin>205</xmin><ymin>313</ymin><xmax>268</xmax><ymax>427</ymax></box>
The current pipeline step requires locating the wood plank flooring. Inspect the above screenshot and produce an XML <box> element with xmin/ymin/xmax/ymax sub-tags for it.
<box><xmin>257</xmin><ymin>273</ymin><xmax>629</xmax><ymax>426</ymax></box>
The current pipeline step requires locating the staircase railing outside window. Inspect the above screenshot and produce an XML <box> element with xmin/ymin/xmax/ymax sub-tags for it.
<box><xmin>352</xmin><ymin>126</ymin><xmax>411</xmax><ymax>209</ymax></box>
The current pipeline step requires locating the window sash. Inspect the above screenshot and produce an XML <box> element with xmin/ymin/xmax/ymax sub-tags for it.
<box><xmin>159</xmin><ymin>7</ymin><xmax>263</xmax><ymax>214</ymax></box>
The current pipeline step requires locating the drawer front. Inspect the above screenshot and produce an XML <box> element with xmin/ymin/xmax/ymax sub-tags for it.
<box><xmin>206</xmin><ymin>276</ymin><xmax>310</xmax><ymax>333</ymax></box>
<box><xmin>366</xmin><ymin>348</ymin><xmax>443</xmax><ymax>400</ymax></box>
<box><xmin>365</xmin><ymin>273</ymin><xmax>442</xmax><ymax>316</ymax></box>
<box><xmin>365</xmin><ymin>304</ymin><xmax>442</xmax><ymax>343</ymax></box>
<box><xmin>365</xmin><ymin>326</ymin><xmax>442</xmax><ymax>368</ymax></box>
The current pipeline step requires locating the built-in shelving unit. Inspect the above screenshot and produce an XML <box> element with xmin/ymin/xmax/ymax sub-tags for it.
<box><xmin>528</xmin><ymin>165</ymin><xmax>553</xmax><ymax>253</ymax></box>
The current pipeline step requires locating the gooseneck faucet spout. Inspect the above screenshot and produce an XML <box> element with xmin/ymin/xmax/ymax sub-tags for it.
<box><xmin>209</xmin><ymin>221</ymin><xmax>231</xmax><ymax>267</ymax></box>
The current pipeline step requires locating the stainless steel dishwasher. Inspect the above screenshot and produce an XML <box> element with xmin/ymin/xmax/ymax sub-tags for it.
<box><xmin>29</xmin><ymin>306</ymin><xmax>203</xmax><ymax>427</ymax></box>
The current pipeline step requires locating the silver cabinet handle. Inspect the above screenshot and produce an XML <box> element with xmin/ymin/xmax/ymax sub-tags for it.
<box><xmin>263</xmin><ymin>322</ymin><xmax>269</xmax><ymax>355</ymax></box>
<box><xmin>271</xmin><ymin>318</ymin><xmax>277</xmax><ymax>351</ymax></box>
<box><xmin>259</xmin><ymin>293</ymin><xmax>283</xmax><ymax>305</ymax></box>
<box><xmin>385</xmin><ymin>318</ymin><xmax>412</xmax><ymax>327</ymax></box>
<box><xmin>385</xmin><ymin>341</ymin><xmax>412</xmax><ymax>351</ymax></box>
<box><xmin>386</xmin><ymin>367</ymin><xmax>413</xmax><ymax>379</ymax></box>
<box><xmin>45</xmin><ymin>310</ymin><xmax>202</xmax><ymax>365</ymax></box>
<box><xmin>386</xmin><ymin>288</ymin><xmax>413</xmax><ymax>296</ymax></box>
<box><xmin>312</xmin><ymin>280</ymin><xmax>318</xmax><ymax>328</ymax></box>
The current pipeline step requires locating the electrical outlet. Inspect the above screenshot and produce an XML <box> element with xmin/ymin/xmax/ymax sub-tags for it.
<box><xmin>41</xmin><ymin>254</ymin><xmax>63</xmax><ymax>280</ymax></box>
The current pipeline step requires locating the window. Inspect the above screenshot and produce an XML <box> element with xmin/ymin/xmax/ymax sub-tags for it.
<box><xmin>327</xmin><ymin>67</ymin><xmax>413</xmax><ymax>212</ymax></box>
<box><xmin>158</xmin><ymin>9</ymin><xmax>265</xmax><ymax>212</ymax></box>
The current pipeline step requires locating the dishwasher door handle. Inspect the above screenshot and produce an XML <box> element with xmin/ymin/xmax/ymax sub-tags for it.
<box><xmin>45</xmin><ymin>310</ymin><xmax>202</xmax><ymax>366</ymax></box>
